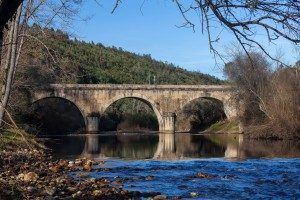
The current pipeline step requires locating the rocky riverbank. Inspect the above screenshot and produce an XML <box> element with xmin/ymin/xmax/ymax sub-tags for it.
<box><xmin>0</xmin><ymin>148</ymin><xmax>164</xmax><ymax>199</ymax></box>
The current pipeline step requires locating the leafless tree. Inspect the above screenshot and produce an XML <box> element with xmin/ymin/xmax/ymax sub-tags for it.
<box><xmin>0</xmin><ymin>0</ymin><xmax>23</xmax><ymax>52</ymax></box>
<box><xmin>0</xmin><ymin>4</ymin><xmax>22</xmax><ymax>127</ymax></box>
<box><xmin>113</xmin><ymin>0</ymin><xmax>300</xmax><ymax>63</ymax></box>
<box><xmin>224</xmin><ymin>51</ymin><xmax>300</xmax><ymax>139</ymax></box>
<box><xmin>0</xmin><ymin>0</ymin><xmax>82</xmax><ymax>127</ymax></box>
<box><xmin>3</xmin><ymin>0</ymin><xmax>299</xmax><ymax>62</ymax></box>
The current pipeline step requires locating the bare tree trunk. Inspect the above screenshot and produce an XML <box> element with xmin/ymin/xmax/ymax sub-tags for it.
<box><xmin>0</xmin><ymin>5</ymin><xmax>22</xmax><ymax>127</ymax></box>
<box><xmin>0</xmin><ymin>0</ymin><xmax>23</xmax><ymax>31</ymax></box>
<box><xmin>0</xmin><ymin>23</ymin><xmax>14</xmax><ymax>99</ymax></box>
<box><xmin>0</xmin><ymin>0</ymin><xmax>23</xmax><ymax>67</ymax></box>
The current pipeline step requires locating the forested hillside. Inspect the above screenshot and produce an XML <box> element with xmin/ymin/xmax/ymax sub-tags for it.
<box><xmin>16</xmin><ymin>26</ymin><xmax>222</xmax><ymax>86</ymax></box>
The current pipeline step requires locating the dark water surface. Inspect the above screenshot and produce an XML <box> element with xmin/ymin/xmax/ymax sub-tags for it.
<box><xmin>43</xmin><ymin>133</ymin><xmax>300</xmax><ymax>199</ymax></box>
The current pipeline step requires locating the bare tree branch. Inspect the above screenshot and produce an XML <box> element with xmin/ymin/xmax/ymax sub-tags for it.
<box><xmin>111</xmin><ymin>0</ymin><xmax>300</xmax><ymax>63</ymax></box>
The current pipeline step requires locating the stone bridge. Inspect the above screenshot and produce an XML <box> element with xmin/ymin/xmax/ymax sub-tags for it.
<box><xmin>33</xmin><ymin>84</ymin><xmax>238</xmax><ymax>133</ymax></box>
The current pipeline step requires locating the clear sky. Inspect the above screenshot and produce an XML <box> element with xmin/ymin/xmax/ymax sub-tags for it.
<box><xmin>70</xmin><ymin>1</ymin><xmax>299</xmax><ymax>79</ymax></box>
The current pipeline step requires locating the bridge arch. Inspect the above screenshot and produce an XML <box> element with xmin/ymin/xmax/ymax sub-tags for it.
<box><xmin>183</xmin><ymin>95</ymin><xmax>236</xmax><ymax>120</ymax></box>
<box><xmin>102</xmin><ymin>94</ymin><xmax>163</xmax><ymax>131</ymax></box>
<box><xmin>176</xmin><ymin>96</ymin><xmax>227</xmax><ymax>132</ymax></box>
<box><xmin>183</xmin><ymin>95</ymin><xmax>225</xmax><ymax>109</ymax></box>
<box><xmin>30</xmin><ymin>96</ymin><xmax>86</xmax><ymax>135</ymax></box>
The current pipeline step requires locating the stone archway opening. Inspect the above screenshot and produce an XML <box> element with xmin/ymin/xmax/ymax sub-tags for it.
<box><xmin>100</xmin><ymin>97</ymin><xmax>159</xmax><ymax>132</ymax></box>
<box><xmin>176</xmin><ymin>97</ymin><xmax>226</xmax><ymax>132</ymax></box>
<box><xmin>27</xmin><ymin>97</ymin><xmax>86</xmax><ymax>136</ymax></box>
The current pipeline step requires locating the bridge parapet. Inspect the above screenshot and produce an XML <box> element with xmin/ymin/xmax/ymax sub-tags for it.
<box><xmin>44</xmin><ymin>84</ymin><xmax>234</xmax><ymax>90</ymax></box>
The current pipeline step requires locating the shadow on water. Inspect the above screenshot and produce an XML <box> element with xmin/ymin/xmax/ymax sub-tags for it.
<box><xmin>42</xmin><ymin>133</ymin><xmax>300</xmax><ymax>160</ymax></box>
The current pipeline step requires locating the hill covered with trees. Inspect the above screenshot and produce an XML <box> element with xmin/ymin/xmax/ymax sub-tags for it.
<box><xmin>16</xmin><ymin>26</ymin><xmax>222</xmax><ymax>87</ymax></box>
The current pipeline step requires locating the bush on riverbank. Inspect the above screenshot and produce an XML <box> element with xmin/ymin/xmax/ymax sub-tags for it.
<box><xmin>0</xmin><ymin>128</ymin><xmax>41</xmax><ymax>151</ymax></box>
<box><xmin>224</xmin><ymin>52</ymin><xmax>300</xmax><ymax>139</ymax></box>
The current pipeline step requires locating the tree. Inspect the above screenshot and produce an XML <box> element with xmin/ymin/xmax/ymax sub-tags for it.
<box><xmin>295</xmin><ymin>60</ymin><xmax>300</xmax><ymax>68</ymax></box>
<box><xmin>224</xmin><ymin>52</ymin><xmax>270</xmax><ymax>124</ymax></box>
<box><xmin>0</xmin><ymin>0</ymin><xmax>23</xmax><ymax>54</ymax></box>
<box><xmin>224</xmin><ymin>52</ymin><xmax>300</xmax><ymax>139</ymax></box>
<box><xmin>0</xmin><ymin>0</ymin><xmax>82</xmax><ymax>127</ymax></box>
<box><xmin>113</xmin><ymin>0</ymin><xmax>300</xmax><ymax>62</ymax></box>
<box><xmin>0</xmin><ymin>4</ymin><xmax>22</xmax><ymax>127</ymax></box>
<box><xmin>2</xmin><ymin>1</ymin><xmax>299</xmax><ymax>62</ymax></box>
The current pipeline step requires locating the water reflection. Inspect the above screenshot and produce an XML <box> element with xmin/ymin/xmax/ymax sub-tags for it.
<box><xmin>43</xmin><ymin>133</ymin><xmax>300</xmax><ymax>160</ymax></box>
<box><xmin>80</xmin><ymin>134</ymin><xmax>158</xmax><ymax>159</ymax></box>
<box><xmin>154</xmin><ymin>133</ymin><xmax>176</xmax><ymax>159</ymax></box>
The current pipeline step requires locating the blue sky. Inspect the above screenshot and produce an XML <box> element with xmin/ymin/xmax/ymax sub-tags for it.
<box><xmin>71</xmin><ymin>1</ymin><xmax>299</xmax><ymax>79</ymax></box>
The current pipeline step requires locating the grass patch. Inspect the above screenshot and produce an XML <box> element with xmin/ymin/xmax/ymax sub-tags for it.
<box><xmin>206</xmin><ymin>120</ymin><xmax>240</xmax><ymax>133</ymax></box>
<box><xmin>0</xmin><ymin>128</ymin><xmax>40</xmax><ymax>151</ymax></box>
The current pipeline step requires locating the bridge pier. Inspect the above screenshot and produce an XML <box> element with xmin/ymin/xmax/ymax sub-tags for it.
<box><xmin>161</xmin><ymin>113</ymin><xmax>176</xmax><ymax>133</ymax></box>
<box><xmin>86</xmin><ymin>117</ymin><xmax>100</xmax><ymax>133</ymax></box>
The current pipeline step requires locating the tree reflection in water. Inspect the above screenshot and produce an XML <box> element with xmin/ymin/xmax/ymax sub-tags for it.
<box><xmin>44</xmin><ymin>133</ymin><xmax>300</xmax><ymax>160</ymax></box>
<box><xmin>77</xmin><ymin>133</ymin><xmax>243</xmax><ymax>160</ymax></box>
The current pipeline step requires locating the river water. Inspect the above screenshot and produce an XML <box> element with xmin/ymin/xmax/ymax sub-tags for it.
<box><xmin>43</xmin><ymin>133</ymin><xmax>300</xmax><ymax>199</ymax></box>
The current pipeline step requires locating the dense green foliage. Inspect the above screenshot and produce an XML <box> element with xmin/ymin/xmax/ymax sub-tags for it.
<box><xmin>24</xmin><ymin>27</ymin><xmax>222</xmax><ymax>85</ymax></box>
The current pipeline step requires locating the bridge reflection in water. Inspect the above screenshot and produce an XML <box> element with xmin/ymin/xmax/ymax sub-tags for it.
<box><xmin>45</xmin><ymin>133</ymin><xmax>246</xmax><ymax>160</ymax></box>
<box><xmin>45</xmin><ymin>133</ymin><xmax>300</xmax><ymax>159</ymax></box>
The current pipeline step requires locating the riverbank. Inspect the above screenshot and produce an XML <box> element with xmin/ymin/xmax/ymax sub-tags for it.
<box><xmin>1</xmin><ymin>129</ymin><xmax>300</xmax><ymax>199</ymax></box>
<box><xmin>0</xmin><ymin>150</ymin><xmax>138</xmax><ymax>199</ymax></box>
<box><xmin>0</xmin><ymin>131</ymin><xmax>163</xmax><ymax>199</ymax></box>
<box><xmin>202</xmin><ymin>120</ymin><xmax>240</xmax><ymax>134</ymax></box>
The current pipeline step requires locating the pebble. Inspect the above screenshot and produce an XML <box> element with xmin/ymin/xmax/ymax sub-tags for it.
<box><xmin>75</xmin><ymin>160</ymin><xmax>83</xmax><ymax>165</ymax></box>
<box><xmin>23</xmin><ymin>172</ymin><xmax>38</xmax><ymax>182</ymax></box>
<box><xmin>26</xmin><ymin>186</ymin><xmax>35</xmax><ymax>193</ymax></box>
<box><xmin>44</xmin><ymin>187</ymin><xmax>56</xmax><ymax>196</ymax></box>
<box><xmin>58</xmin><ymin>160</ymin><xmax>68</xmax><ymax>167</ymax></box>
<box><xmin>190</xmin><ymin>192</ymin><xmax>199</xmax><ymax>198</ymax></box>
<box><xmin>72</xmin><ymin>191</ymin><xmax>82</xmax><ymax>198</ymax></box>
<box><xmin>56</xmin><ymin>177</ymin><xmax>67</xmax><ymax>184</ymax></box>
<box><xmin>111</xmin><ymin>179</ymin><xmax>123</xmax><ymax>186</ymax></box>
<box><xmin>83</xmin><ymin>160</ymin><xmax>93</xmax><ymax>171</ymax></box>
<box><xmin>92</xmin><ymin>189</ymin><xmax>103</xmax><ymax>196</ymax></box>
<box><xmin>17</xmin><ymin>173</ymin><xmax>24</xmax><ymax>179</ymax></box>
<box><xmin>99</xmin><ymin>160</ymin><xmax>105</xmax><ymax>165</ymax></box>
<box><xmin>89</xmin><ymin>178</ymin><xmax>96</xmax><ymax>182</ymax></box>
<box><xmin>67</xmin><ymin>186</ymin><xmax>76</xmax><ymax>192</ymax></box>
<box><xmin>68</xmin><ymin>161</ymin><xmax>75</xmax><ymax>168</ymax></box>
<box><xmin>49</xmin><ymin>165</ymin><xmax>60</xmax><ymax>173</ymax></box>
<box><xmin>146</xmin><ymin>175</ymin><xmax>155</xmax><ymax>181</ymax></box>
<box><xmin>153</xmin><ymin>194</ymin><xmax>167</xmax><ymax>200</ymax></box>
<box><xmin>196</xmin><ymin>172</ymin><xmax>214</xmax><ymax>178</ymax></box>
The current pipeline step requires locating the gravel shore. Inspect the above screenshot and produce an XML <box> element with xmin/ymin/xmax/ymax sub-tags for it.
<box><xmin>0</xmin><ymin>148</ymin><xmax>158</xmax><ymax>199</ymax></box>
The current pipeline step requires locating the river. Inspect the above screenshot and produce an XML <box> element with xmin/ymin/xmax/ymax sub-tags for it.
<box><xmin>42</xmin><ymin>133</ymin><xmax>300</xmax><ymax>199</ymax></box>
